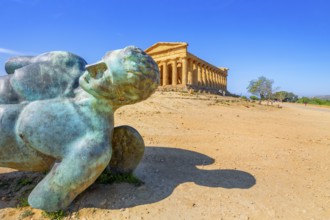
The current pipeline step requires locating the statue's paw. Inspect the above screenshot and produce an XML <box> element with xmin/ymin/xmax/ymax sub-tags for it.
<box><xmin>110</xmin><ymin>125</ymin><xmax>145</xmax><ymax>173</ymax></box>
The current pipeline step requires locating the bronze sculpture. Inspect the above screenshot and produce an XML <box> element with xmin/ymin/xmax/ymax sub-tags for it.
<box><xmin>0</xmin><ymin>46</ymin><xmax>159</xmax><ymax>211</ymax></box>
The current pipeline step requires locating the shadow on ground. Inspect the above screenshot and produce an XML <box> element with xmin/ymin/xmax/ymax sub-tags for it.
<box><xmin>0</xmin><ymin>146</ymin><xmax>256</xmax><ymax>210</ymax></box>
<box><xmin>73</xmin><ymin>146</ymin><xmax>256</xmax><ymax>210</ymax></box>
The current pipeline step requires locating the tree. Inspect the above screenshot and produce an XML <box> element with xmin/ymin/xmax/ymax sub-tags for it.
<box><xmin>274</xmin><ymin>91</ymin><xmax>286</xmax><ymax>102</ymax></box>
<box><xmin>247</xmin><ymin>76</ymin><xmax>274</xmax><ymax>104</ymax></box>
<box><xmin>274</xmin><ymin>91</ymin><xmax>298</xmax><ymax>102</ymax></box>
<box><xmin>284</xmin><ymin>92</ymin><xmax>298</xmax><ymax>102</ymax></box>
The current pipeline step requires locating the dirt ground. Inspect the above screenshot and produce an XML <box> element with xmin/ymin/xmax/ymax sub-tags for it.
<box><xmin>0</xmin><ymin>91</ymin><xmax>329</xmax><ymax>220</ymax></box>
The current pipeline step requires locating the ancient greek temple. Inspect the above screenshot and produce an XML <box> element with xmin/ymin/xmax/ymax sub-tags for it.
<box><xmin>145</xmin><ymin>42</ymin><xmax>228</xmax><ymax>92</ymax></box>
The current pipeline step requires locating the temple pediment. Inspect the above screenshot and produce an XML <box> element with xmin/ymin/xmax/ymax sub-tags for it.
<box><xmin>145</xmin><ymin>42</ymin><xmax>188</xmax><ymax>54</ymax></box>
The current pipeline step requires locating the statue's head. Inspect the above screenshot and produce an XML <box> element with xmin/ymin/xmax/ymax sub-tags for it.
<box><xmin>79</xmin><ymin>46</ymin><xmax>159</xmax><ymax>107</ymax></box>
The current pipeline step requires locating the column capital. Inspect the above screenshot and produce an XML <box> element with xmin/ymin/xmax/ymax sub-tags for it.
<box><xmin>171</xmin><ymin>58</ymin><xmax>178</xmax><ymax>63</ymax></box>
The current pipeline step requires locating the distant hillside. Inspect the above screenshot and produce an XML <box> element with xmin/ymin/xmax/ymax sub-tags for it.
<box><xmin>314</xmin><ymin>95</ymin><xmax>330</xmax><ymax>100</ymax></box>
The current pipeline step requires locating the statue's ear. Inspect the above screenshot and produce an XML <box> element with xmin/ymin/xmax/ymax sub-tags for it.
<box><xmin>85</xmin><ymin>61</ymin><xmax>107</xmax><ymax>75</ymax></box>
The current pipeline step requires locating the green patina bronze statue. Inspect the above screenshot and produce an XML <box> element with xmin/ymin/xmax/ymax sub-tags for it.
<box><xmin>0</xmin><ymin>46</ymin><xmax>159</xmax><ymax>211</ymax></box>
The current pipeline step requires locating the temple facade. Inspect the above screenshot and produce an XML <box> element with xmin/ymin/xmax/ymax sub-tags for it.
<box><xmin>145</xmin><ymin>42</ymin><xmax>228</xmax><ymax>92</ymax></box>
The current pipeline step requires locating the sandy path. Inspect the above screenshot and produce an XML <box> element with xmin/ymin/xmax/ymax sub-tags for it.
<box><xmin>282</xmin><ymin>102</ymin><xmax>330</xmax><ymax>113</ymax></box>
<box><xmin>0</xmin><ymin>92</ymin><xmax>329</xmax><ymax>219</ymax></box>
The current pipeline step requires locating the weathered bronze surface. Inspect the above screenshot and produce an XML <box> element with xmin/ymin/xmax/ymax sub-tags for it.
<box><xmin>0</xmin><ymin>46</ymin><xmax>159</xmax><ymax>211</ymax></box>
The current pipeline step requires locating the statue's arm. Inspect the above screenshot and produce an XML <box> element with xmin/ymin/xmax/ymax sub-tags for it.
<box><xmin>27</xmin><ymin>135</ymin><xmax>112</xmax><ymax>211</ymax></box>
<box><xmin>5</xmin><ymin>56</ymin><xmax>35</xmax><ymax>74</ymax></box>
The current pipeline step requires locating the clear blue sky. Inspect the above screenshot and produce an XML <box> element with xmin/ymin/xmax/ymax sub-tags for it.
<box><xmin>0</xmin><ymin>0</ymin><xmax>329</xmax><ymax>97</ymax></box>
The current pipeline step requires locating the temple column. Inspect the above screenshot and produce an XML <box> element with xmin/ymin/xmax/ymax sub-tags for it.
<box><xmin>220</xmin><ymin>75</ymin><xmax>223</xmax><ymax>89</ymax></box>
<box><xmin>211</xmin><ymin>69</ymin><xmax>214</xmax><ymax>88</ymax></box>
<box><xmin>214</xmin><ymin>70</ymin><xmax>217</xmax><ymax>88</ymax></box>
<box><xmin>219</xmin><ymin>72</ymin><xmax>222</xmax><ymax>89</ymax></box>
<box><xmin>201</xmin><ymin>65</ymin><xmax>206</xmax><ymax>86</ymax></box>
<box><xmin>157</xmin><ymin>62</ymin><xmax>162</xmax><ymax>86</ymax></box>
<box><xmin>204</xmin><ymin>67</ymin><xmax>207</xmax><ymax>87</ymax></box>
<box><xmin>222</xmin><ymin>75</ymin><xmax>225</xmax><ymax>90</ymax></box>
<box><xmin>220</xmin><ymin>74</ymin><xmax>223</xmax><ymax>89</ymax></box>
<box><xmin>172</xmin><ymin>59</ymin><xmax>177</xmax><ymax>86</ymax></box>
<box><xmin>182</xmin><ymin>57</ymin><xmax>187</xmax><ymax>85</ymax></box>
<box><xmin>192</xmin><ymin>61</ymin><xmax>197</xmax><ymax>85</ymax></box>
<box><xmin>163</xmin><ymin>61</ymin><xmax>169</xmax><ymax>85</ymax></box>
<box><xmin>214</xmin><ymin>71</ymin><xmax>217</xmax><ymax>88</ymax></box>
<box><xmin>188</xmin><ymin>59</ymin><xmax>193</xmax><ymax>84</ymax></box>
<box><xmin>225</xmin><ymin>77</ymin><xmax>227</xmax><ymax>90</ymax></box>
<box><xmin>206</xmin><ymin>68</ymin><xmax>210</xmax><ymax>87</ymax></box>
<box><xmin>219</xmin><ymin>74</ymin><xmax>222</xmax><ymax>89</ymax></box>
<box><xmin>197</xmin><ymin>64</ymin><xmax>202</xmax><ymax>86</ymax></box>
<box><xmin>210</xmin><ymin>69</ymin><xmax>214</xmax><ymax>88</ymax></box>
<box><xmin>215</xmin><ymin>72</ymin><xmax>218</xmax><ymax>89</ymax></box>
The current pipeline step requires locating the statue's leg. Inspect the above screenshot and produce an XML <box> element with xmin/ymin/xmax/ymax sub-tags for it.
<box><xmin>109</xmin><ymin>125</ymin><xmax>145</xmax><ymax>173</ymax></box>
<box><xmin>28</xmin><ymin>139</ymin><xmax>111</xmax><ymax>211</ymax></box>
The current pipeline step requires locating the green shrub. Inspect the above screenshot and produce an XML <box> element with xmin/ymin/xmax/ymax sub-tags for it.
<box><xmin>17</xmin><ymin>197</ymin><xmax>29</xmax><ymax>207</ymax></box>
<box><xmin>42</xmin><ymin>210</ymin><xmax>66</xmax><ymax>220</ymax></box>
<box><xmin>296</xmin><ymin>97</ymin><xmax>330</xmax><ymax>106</ymax></box>
<box><xmin>250</xmin><ymin>95</ymin><xmax>259</xmax><ymax>101</ymax></box>
<box><xmin>19</xmin><ymin>210</ymin><xmax>34</xmax><ymax>219</ymax></box>
<box><xmin>96</xmin><ymin>169</ymin><xmax>144</xmax><ymax>186</ymax></box>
